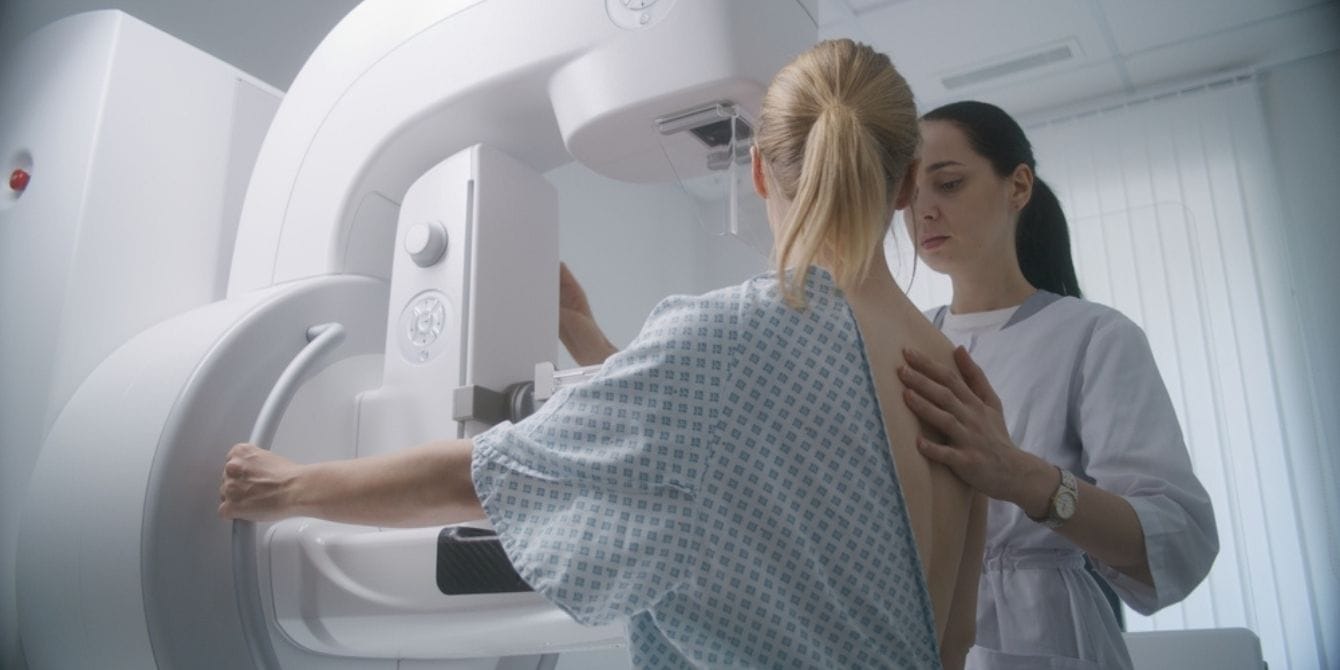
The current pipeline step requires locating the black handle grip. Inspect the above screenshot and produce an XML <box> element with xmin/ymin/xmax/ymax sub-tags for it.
<box><xmin>436</xmin><ymin>526</ymin><xmax>533</xmax><ymax>595</ymax></box>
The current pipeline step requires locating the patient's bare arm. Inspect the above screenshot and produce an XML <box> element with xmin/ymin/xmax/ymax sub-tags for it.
<box><xmin>219</xmin><ymin>440</ymin><xmax>483</xmax><ymax>528</ymax></box>
<box><xmin>559</xmin><ymin>263</ymin><xmax>618</xmax><ymax>366</ymax></box>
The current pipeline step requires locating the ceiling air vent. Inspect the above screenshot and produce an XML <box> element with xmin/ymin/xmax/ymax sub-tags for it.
<box><xmin>941</xmin><ymin>41</ymin><xmax>1078</xmax><ymax>90</ymax></box>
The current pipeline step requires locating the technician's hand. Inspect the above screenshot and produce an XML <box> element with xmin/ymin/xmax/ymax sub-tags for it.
<box><xmin>559</xmin><ymin>262</ymin><xmax>618</xmax><ymax>366</ymax></box>
<box><xmin>219</xmin><ymin>443</ymin><xmax>305</xmax><ymax>522</ymax></box>
<box><xmin>899</xmin><ymin>347</ymin><xmax>1055</xmax><ymax>516</ymax></box>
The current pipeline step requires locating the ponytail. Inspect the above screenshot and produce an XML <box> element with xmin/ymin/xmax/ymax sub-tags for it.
<box><xmin>774</xmin><ymin>105</ymin><xmax>890</xmax><ymax>308</ymax></box>
<box><xmin>1017</xmin><ymin>178</ymin><xmax>1082</xmax><ymax>298</ymax></box>
<box><xmin>756</xmin><ymin>38</ymin><xmax>919</xmax><ymax>309</ymax></box>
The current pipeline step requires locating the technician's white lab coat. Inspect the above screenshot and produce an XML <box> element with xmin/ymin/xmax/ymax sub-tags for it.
<box><xmin>930</xmin><ymin>292</ymin><xmax>1219</xmax><ymax>670</ymax></box>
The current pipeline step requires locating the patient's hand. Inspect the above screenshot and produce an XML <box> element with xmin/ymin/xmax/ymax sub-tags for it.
<box><xmin>219</xmin><ymin>443</ymin><xmax>305</xmax><ymax>522</ymax></box>
<box><xmin>559</xmin><ymin>263</ymin><xmax>618</xmax><ymax>366</ymax></box>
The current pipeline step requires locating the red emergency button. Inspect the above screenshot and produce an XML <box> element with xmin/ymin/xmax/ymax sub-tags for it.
<box><xmin>9</xmin><ymin>168</ymin><xmax>29</xmax><ymax>193</ymax></box>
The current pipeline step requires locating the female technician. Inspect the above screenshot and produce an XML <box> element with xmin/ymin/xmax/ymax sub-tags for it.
<box><xmin>897</xmin><ymin>100</ymin><xmax>1218</xmax><ymax>670</ymax></box>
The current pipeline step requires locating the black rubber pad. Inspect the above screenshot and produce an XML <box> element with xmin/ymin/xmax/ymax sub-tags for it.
<box><xmin>436</xmin><ymin>526</ymin><xmax>533</xmax><ymax>595</ymax></box>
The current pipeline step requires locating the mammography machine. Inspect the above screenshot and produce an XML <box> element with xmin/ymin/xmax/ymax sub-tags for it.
<box><xmin>14</xmin><ymin>1</ymin><xmax>816</xmax><ymax>668</ymax></box>
<box><xmin>0</xmin><ymin>11</ymin><xmax>281</xmax><ymax>668</ymax></box>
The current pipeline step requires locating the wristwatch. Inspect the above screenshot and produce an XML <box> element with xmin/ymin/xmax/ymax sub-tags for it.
<box><xmin>1031</xmin><ymin>467</ymin><xmax>1078</xmax><ymax>529</ymax></box>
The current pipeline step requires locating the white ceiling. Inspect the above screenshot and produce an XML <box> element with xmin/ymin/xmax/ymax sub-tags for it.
<box><xmin>818</xmin><ymin>0</ymin><xmax>1340</xmax><ymax>120</ymax></box>
<box><xmin>1</xmin><ymin>0</ymin><xmax>1336</xmax><ymax>117</ymax></box>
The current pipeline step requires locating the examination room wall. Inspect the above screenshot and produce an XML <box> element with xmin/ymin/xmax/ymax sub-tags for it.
<box><xmin>1254</xmin><ymin>50</ymin><xmax>1340</xmax><ymax>670</ymax></box>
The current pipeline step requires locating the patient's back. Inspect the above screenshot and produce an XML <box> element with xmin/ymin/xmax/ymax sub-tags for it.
<box><xmin>845</xmin><ymin>276</ymin><xmax>985</xmax><ymax>647</ymax></box>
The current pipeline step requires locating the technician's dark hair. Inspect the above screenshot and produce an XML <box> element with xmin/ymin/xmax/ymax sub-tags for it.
<box><xmin>922</xmin><ymin>100</ymin><xmax>1083</xmax><ymax>298</ymax></box>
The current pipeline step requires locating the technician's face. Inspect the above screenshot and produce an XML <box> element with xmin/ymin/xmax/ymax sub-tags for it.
<box><xmin>904</xmin><ymin>121</ymin><xmax>1017</xmax><ymax>277</ymax></box>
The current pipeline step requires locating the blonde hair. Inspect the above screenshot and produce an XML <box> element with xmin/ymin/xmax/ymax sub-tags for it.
<box><xmin>756</xmin><ymin>39</ymin><xmax>919</xmax><ymax>308</ymax></box>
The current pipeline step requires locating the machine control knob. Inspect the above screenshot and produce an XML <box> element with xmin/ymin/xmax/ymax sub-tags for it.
<box><xmin>407</xmin><ymin>295</ymin><xmax>447</xmax><ymax>348</ymax></box>
<box><xmin>607</xmin><ymin>0</ymin><xmax>674</xmax><ymax>29</ymax></box>
<box><xmin>404</xmin><ymin>221</ymin><xmax>448</xmax><ymax>267</ymax></box>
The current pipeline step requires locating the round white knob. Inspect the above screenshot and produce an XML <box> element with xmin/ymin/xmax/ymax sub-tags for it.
<box><xmin>404</xmin><ymin>221</ymin><xmax>448</xmax><ymax>267</ymax></box>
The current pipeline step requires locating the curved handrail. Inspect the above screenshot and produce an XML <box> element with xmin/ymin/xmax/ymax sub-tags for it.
<box><xmin>232</xmin><ymin>322</ymin><xmax>346</xmax><ymax>669</ymax></box>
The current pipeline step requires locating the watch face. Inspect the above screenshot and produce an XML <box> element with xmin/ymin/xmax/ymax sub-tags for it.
<box><xmin>1055</xmin><ymin>492</ymin><xmax>1077</xmax><ymax>520</ymax></box>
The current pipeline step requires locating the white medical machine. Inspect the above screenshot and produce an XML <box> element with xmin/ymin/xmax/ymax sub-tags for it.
<box><xmin>0</xmin><ymin>12</ymin><xmax>281</xmax><ymax>670</ymax></box>
<box><xmin>14</xmin><ymin>1</ymin><xmax>817</xmax><ymax>668</ymax></box>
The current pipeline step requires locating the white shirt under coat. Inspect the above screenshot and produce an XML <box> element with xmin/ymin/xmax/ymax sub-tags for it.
<box><xmin>928</xmin><ymin>292</ymin><xmax>1218</xmax><ymax>670</ymax></box>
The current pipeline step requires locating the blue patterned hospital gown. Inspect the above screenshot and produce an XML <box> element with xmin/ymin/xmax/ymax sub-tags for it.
<box><xmin>472</xmin><ymin>269</ymin><xmax>941</xmax><ymax>669</ymax></box>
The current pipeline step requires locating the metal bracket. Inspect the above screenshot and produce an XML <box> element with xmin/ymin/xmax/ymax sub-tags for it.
<box><xmin>452</xmin><ymin>382</ymin><xmax>535</xmax><ymax>425</ymax></box>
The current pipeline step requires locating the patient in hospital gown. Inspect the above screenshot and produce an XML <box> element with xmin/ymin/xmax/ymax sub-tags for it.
<box><xmin>475</xmin><ymin>270</ymin><xmax>945</xmax><ymax>668</ymax></box>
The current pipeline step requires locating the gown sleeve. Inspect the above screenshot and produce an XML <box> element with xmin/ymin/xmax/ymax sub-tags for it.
<box><xmin>471</xmin><ymin>290</ymin><xmax>742</xmax><ymax>625</ymax></box>
<box><xmin>1075</xmin><ymin>313</ymin><xmax>1219</xmax><ymax>615</ymax></box>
